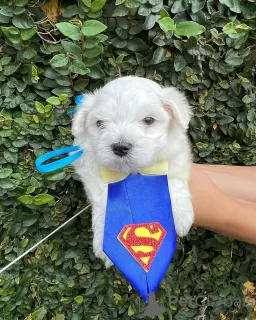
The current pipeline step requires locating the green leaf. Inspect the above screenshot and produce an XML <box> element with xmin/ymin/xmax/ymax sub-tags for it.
<box><xmin>171</xmin><ymin>0</ymin><xmax>186</xmax><ymax>13</ymax></box>
<box><xmin>159</xmin><ymin>8</ymin><xmax>170</xmax><ymax>19</ymax></box>
<box><xmin>74</xmin><ymin>295</ymin><xmax>84</xmax><ymax>303</ymax></box>
<box><xmin>4</xmin><ymin>151</ymin><xmax>18</xmax><ymax>164</ymax></box>
<box><xmin>91</xmin><ymin>0</ymin><xmax>106</xmax><ymax>12</ymax></box>
<box><xmin>74</xmin><ymin>79</ymin><xmax>89</xmax><ymax>90</ymax></box>
<box><xmin>47</xmin><ymin>172</ymin><xmax>66</xmax><ymax>181</ymax></box>
<box><xmin>20</xmin><ymin>238</ymin><xmax>29</xmax><ymax>248</ymax></box>
<box><xmin>5</xmin><ymin>254</ymin><xmax>17</xmax><ymax>262</ymax></box>
<box><xmin>149</xmin><ymin>0</ymin><xmax>162</xmax><ymax>4</ymax></box>
<box><xmin>126</xmin><ymin>38</ymin><xmax>149</xmax><ymax>52</ymax></box>
<box><xmin>1</xmin><ymin>56</ymin><xmax>11</xmax><ymax>65</ymax></box>
<box><xmin>82</xmin><ymin>0</ymin><xmax>92</xmax><ymax>6</ymax></box>
<box><xmin>112</xmin><ymin>37</ymin><xmax>127</xmax><ymax>48</ymax></box>
<box><xmin>158</xmin><ymin>17</ymin><xmax>176</xmax><ymax>33</ymax></box>
<box><xmin>26</xmin><ymin>186</ymin><xmax>36</xmax><ymax>194</ymax></box>
<box><xmin>0</xmin><ymin>129</ymin><xmax>12</xmax><ymax>137</ymax></box>
<box><xmin>3</xmin><ymin>64</ymin><xmax>20</xmax><ymax>76</ymax></box>
<box><xmin>82</xmin><ymin>20</ymin><xmax>107</xmax><ymax>36</ymax></box>
<box><xmin>234</xmin><ymin>33</ymin><xmax>248</xmax><ymax>49</ymax></box>
<box><xmin>235</xmin><ymin>23</ymin><xmax>251</xmax><ymax>32</ymax></box>
<box><xmin>219</xmin><ymin>0</ymin><xmax>241</xmax><ymax>13</ymax></box>
<box><xmin>33</xmin><ymin>194</ymin><xmax>54</xmax><ymax>206</ymax></box>
<box><xmin>63</xmin><ymin>5</ymin><xmax>78</xmax><ymax>18</ymax></box>
<box><xmin>85</xmin><ymin>44</ymin><xmax>103</xmax><ymax>58</ymax></box>
<box><xmin>0</xmin><ymin>7</ymin><xmax>13</xmax><ymax>17</ymax></box>
<box><xmin>31</xmin><ymin>65</ymin><xmax>39</xmax><ymax>81</ymax></box>
<box><xmin>12</xmin><ymin>13</ymin><xmax>35</xmax><ymax>29</ymax></box>
<box><xmin>216</xmin><ymin>115</ymin><xmax>234</xmax><ymax>125</ymax></box>
<box><xmin>69</xmin><ymin>61</ymin><xmax>90</xmax><ymax>75</ymax></box>
<box><xmin>243</xmin><ymin>95</ymin><xmax>255</xmax><ymax>104</ymax></box>
<box><xmin>83</xmin><ymin>57</ymin><xmax>101</xmax><ymax>67</ymax></box>
<box><xmin>18</xmin><ymin>195</ymin><xmax>34</xmax><ymax>205</ymax></box>
<box><xmin>46</xmin><ymin>97</ymin><xmax>61</xmax><ymax>105</ymax></box>
<box><xmin>35</xmin><ymin>101</ymin><xmax>45</xmax><ymax>114</ymax></box>
<box><xmin>138</xmin><ymin>5</ymin><xmax>151</xmax><ymax>16</ymax></box>
<box><xmin>13</xmin><ymin>7</ymin><xmax>26</xmax><ymax>14</ymax></box>
<box><xmin>142</xmin><ymin>14</ymin><xmax>158</xmax><ymax>30</ymax></box>
<box><xmin>175</xmin><ymin>21</ymin><xmax>206</xmax><ymax>36</ymax></box>
<box><xmin>56</xmin><ymin>22</ymin><xmax>81</xmax><ymax>41</ymax></box>
<box><xmin>87</xmin><ymin>65</ymin><xmax>105</xmax><ymax>79</ymax></box>
<box><xmin>50</xmin><ymin>54</ymin><xmax>69</xmax><ymax>68</ymax></box>
<box><xmin>22</xmin><ymin>47</ymin><xmax>37</xmax><ymax>59</ymax></box>
<box><xmin>20</xmin><ymin>27</ymin><xmax>36</xmax><ymax>40</ymax></box>
<box><xmin>222</xmin><ymin>250</ymin><xmax>230</xmax><ymax>256</ymax></box>
<box><xmin>225</xmin><ymin>55</ymin><xmax>243</xmax><ymax>66</ymax></box>
<box><xmin>84</xmin><ymin>35</ymin><xmax>102</xmax><ymax>48</ymax></box>
<box><xmin>149</xmin><ymin>47</ymin><xmax>167</xmax><ymax>65</ymax></box>
<box><xmin>112</xmin><ymin>5</ymin><xmax>129</xmax><ymax>16</ymax></box>
<box><xmin>15</xmin><ymin>0</ymin><xmax>28</xmax><ymax>6</ymax></box>
<box><xmin>191</xmin><ymin>0</ymin><xmax>206</xmax><ymax>13</ymax></box>
<box><xmin>174</xmin><ymin>55</ymin><xmax>186</xmax><ymax>71</ymax></box>
<box><xmin>32</xmin><ymin>307</ymin><xmax>47</xmax><ymax>320</ymax></box>
<box><xmin>124</xmin><ymin>0</ymin><xmax>141</xmax><ymax>9</ymax></box>
<box><xmin>13</xmin><ymin>140</ymin><xmax>27</xmax><ymax>148</ymax></box>
<box><xmin>59</xmin><ymin>93</ymin><xmax>68</xmax><ymax>101</ymax></box>
<box><xmin>65</xmin><ymin>249</ymin><xmax>78</xmax><ymax>259</ymax></box>
<box><xmin>22</xmin><ymin>213</ymin><xmax>40</xmax><ymax>227</ymax></box>
<box><xmin>0</xmin><ymin>168</ymin><xmax>13</xmax><ymax>179</ymax></box>
<box><xmin>2</xmin><ymin>179</ymin><xmax>19</xmax><ymax>189</ymax></box>
<box><xmin>19</xmin><ymin>194</ymin><xmax>54</xmax><ymax>206</ymax></box>
<box><xmin>223</xmin><ymin>22</ymin><xmax>237</xmax><ymax>34</ymax></box>
<box><xmin>200</xmin><ymin>44</ymin><xmax>214</xmax><ymax>55</ymax></box>
<box><xmin>1</xmin><ymin>26</ymin><xmax>20</xmax><ymax>43</ymax></box>
<box><xmin>54</xmin><ymin>315</ymin><xmax>65</xmax><ymax>320</ymax></box>
<box><xmin>128</xmin><ymin>305</ymin><xmax>136</xmax><ymax>316</ymax></box>
<box><xmin>61</xmin><ymin>41</ymin><xmax>81</xmax><ymax>57</ymax></box>
<box><xmin>1</xmin><ymin>26</ymin><xmax>19</xmax><ymax>35</ymax></box>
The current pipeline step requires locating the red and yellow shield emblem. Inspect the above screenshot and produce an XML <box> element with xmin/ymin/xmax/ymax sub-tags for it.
<box><xmin>117</xmin><ymin>222</ymin><xmax>166</xmax><ymax>272</ymax></box>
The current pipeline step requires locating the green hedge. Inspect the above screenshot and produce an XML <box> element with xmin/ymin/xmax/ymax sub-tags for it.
<box><xmin>0</xmin><ymin>0</ymin><xmax>256</xmax><ymax>319</ymax></box>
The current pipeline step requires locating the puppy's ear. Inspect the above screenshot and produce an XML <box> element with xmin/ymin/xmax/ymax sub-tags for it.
<box><xmin>72</xmin><ymin>94</ymin><xmax>95</xmax><ymax>137</ymax></box>
<box><xmin>160</xmin><ymin>87</ymin><xmax>193</xmax><ymax>131</ymax></box>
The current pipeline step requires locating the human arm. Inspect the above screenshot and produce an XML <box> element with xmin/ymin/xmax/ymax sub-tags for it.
<box><xmin>189</xmin><ymin>164</ymin><xmax>256</xmax><ymax>245</ymax></box>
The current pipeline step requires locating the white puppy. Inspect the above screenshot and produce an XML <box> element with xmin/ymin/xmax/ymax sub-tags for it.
<box><xmin>72</xmin><ymin>76</ymin><xmax>194</xmax><ymax>268</ymax></box>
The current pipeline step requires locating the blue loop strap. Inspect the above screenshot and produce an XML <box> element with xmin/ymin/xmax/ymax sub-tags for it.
<box><xmin>75</xmin><ymin>95</ymin><xmax>85</xmax><ymax>106</ymax></box>
<box><xmin>68</xmin><ymin>95</ymin><xmax>85</xmax><ymax>115</ymax></box>
<box><xmin>35</xmin><ymin>146</ymin><xmax>83</xmax><ymax>173</ymax></box>
<box><xmin>67</xmin><ymin>109</ymin><xmax>77</xmax><ymax>115</ymax></box>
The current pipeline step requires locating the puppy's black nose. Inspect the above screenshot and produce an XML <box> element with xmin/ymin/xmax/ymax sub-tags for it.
<box><xmin>112</xmin><ymin>142</ymin><xmax>132</xmax><ymax>157</ymax></box>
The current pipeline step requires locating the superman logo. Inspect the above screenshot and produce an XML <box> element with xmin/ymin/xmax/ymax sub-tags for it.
<box><xmin>117</xmin><ymin>222</ymin><xmax>166</xmax><ymax>272</ymax></box>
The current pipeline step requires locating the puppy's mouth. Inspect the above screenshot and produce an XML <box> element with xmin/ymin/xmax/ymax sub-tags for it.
<box><xmin>104</xmin><ymin>152</ymin><xmax>155</xmax><ymax>175</ymax></box>
<box><xmin>96</xmin><ymin>143</ymin><xmax>156</xmax><ymax>174</ymax></box>
<box><xmin>98</xmin><ymin>151</ymin><xmax>138</xmax><ymax>174</ymax></box>
<box><xmin>110</xmin><ymin>154</ymin><xmax>136</xmax><ymax>173</ymax></box>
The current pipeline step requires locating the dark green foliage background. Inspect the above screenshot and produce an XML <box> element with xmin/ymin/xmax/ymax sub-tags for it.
<box><xmin>0</xmin><ymin>0</ymin><xmax>256</xmax><ymax>319</ymax></box>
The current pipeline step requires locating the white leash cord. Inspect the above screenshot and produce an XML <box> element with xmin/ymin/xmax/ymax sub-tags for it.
<box><xmin>0</xmin><ymin>204</ymin><xmax>91</xmax><ymax>275</ymax></box>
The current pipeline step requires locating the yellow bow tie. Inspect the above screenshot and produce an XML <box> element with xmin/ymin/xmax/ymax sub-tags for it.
<box><xmin>100</xmin><ymin>160</ymin><xmax>168</xmax><ymax>184</ymax></box>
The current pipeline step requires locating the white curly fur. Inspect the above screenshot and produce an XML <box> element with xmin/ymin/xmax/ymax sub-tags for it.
<box><xmin>72</xmin><ymin>76</ymin><xmax>194</xmax><ymax>268</ymax></box>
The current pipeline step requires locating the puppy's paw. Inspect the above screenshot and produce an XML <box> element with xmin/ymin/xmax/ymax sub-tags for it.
<box><xmin>171</xmin><ymin>194</ymin><xmax>194</xmax><ymax>237</ymax></box>
<box><xmin>94</xmin><ymin>248</ymin><xmax>113</xmax><ymax>268</ymax></box>
<box><xmin>104</xmin><ymin>256</ymin><xmax>113</xmax><ymax>269</ymax></box>
<box><xmin>93</xmin><ymin>236</ymin><xmax>113</xmax><ymax>268</ymax></box>
<box><xmin>168</xmin><ymin>178</ymin><xmax>194</xmax><ymax>237</ymax></box>
<box><xmin>174</xmin><ymin>211</ymin><xmax>193</xmax><ymax>237</ymax></box>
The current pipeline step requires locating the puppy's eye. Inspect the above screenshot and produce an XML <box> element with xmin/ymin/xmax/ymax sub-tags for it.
<box><xmin>96</xmin><ymin>120</ymin><xmax>104</xmax><ymax>128</ymax></box>
<box><xmin>142</xmin><ymin>117</ymin><xmax>155</xmax><ymax>125</ymax></box>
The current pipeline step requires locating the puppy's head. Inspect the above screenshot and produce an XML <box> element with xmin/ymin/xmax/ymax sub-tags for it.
<box><xmin>72</xmin><ymin>76</ymin><xmax>192</xmax><ymax>173</ymax></box>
